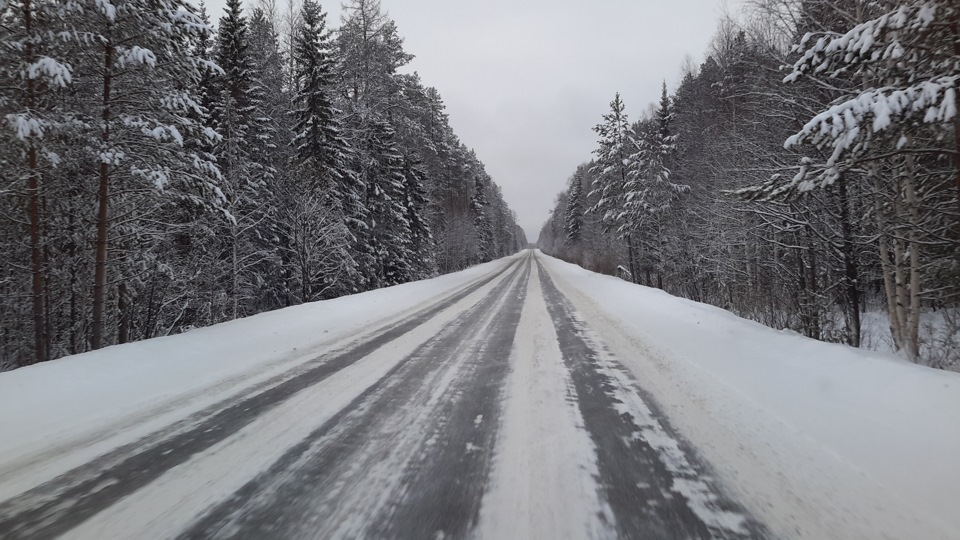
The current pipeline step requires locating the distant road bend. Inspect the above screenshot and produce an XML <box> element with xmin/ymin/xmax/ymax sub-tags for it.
<box><xmin>0</xmin><ymin>251</ymin><xmax>765</xmax><ymax>539</ymax></box>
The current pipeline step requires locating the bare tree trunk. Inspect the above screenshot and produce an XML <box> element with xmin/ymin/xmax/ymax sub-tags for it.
<box><xmin>952</xmin><ymin>17</ymin><xmax>960</xmax><ymax>214</ymax></box>
<box><xmin>92</xmin><ymin>37</ymin><xmax>114</xmax><ymax>350</ymax></box>
<box><xmin>118</xmin><ymin>282</ymin><xmax>130</xmax><ymax>344</ymax></box>
<box><xmin>902</xmin><ymin>151</ymin><xmax>923</xmax><ymax>360</ymax></box>
<box><xmin>43</xmin><ymin>215</ymin><xmax>52</xmax><ymax>360</ymax></box>
<box><xmin>806</xmin><ymin>225</ymin><xmax>820</xmax><ymax>338</ymax></box>
<box><xmin>231</xmin><ymin>218</ymin><xmax>239</xmax><ymax>320</ymax></box>
<box><xmin>27</xmin><ymin>147</ymin><xmax>45</xmax><ymax>363</ymax></box>
<box><xmin>837</xmin><ymin>175</ymin><xmax>861</xmax><ymax>346</ymax></box>
<box><xmin>873</xmin><ymin>162</ymin><xmax>909</xmax><ymax>357</ymax></box>
<box><xmin>23</xmin><ymin>0</ymin><xmax>46</xmax><ymax>365</ymax></box>
<box><xmin>954</xmin><ymin>95</ymin><xmax>960</xmax><ymax>214</ymax></box>
<box><xmin>69</xmin><ymin>270</ymin><xmax>78</xmax><ymax>354</ymax></box>
<box><xmin>656</xmin><ymin>222</ymin><xmax>664</xmax><ymax>290</ymax></box>
<box><xmin>794</xmin><ymin>234</ymin><xmax>812</xmax><ymax>337</ymax></box>
<box><xmin>67</xmin><ymin>208</ymin><xmax>79</xmax><ymax>355</ymax></box>
<box><xmin>143</xmin><ymin>281</ymin><xmax>157</xmax><ymax>339</ymax></box>
<box><xmin>878</xmin><ymin>235</ymin><xmax>902</xmax><ymax>346</ymax></box>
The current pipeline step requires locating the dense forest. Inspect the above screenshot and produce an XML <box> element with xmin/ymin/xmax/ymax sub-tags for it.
<box><xmin>0</xmin><ymin>0</ymin><xmax>525</xmax><ymax>369</ymax></box>
<box><xmin>539</xmin><ymin>0</ymin><xmax>959</xmax><ymax>369</ymax></box>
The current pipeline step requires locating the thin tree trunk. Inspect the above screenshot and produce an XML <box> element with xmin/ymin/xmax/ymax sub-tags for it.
<box><xmin>837</xmin><ymin>176</ymin><xmax>861</xmax><ymax>346</ymax></box>
<box><xmin>117</xmin><ymin>282</ymin><xmax>129</xmax><ymax>344</ymax></box>
<box><xmin>952</xmin><ymin>17</ymin><xmax>960</xmax><ymax>214</ymax></box>
<box><xmin>42</xmin><ymin>205</ymin><xmax>52</xmax><ymax>360</ymax></box>
<box><xmin>67</xmin><ymin>208</ymin><xmax>79</xmax><ymax>354</ymax></box>
<box><xmin>902</xmin><ymin>151</ymin><xmax>923</xmax><ymax>360</ymax></box>
<box><xmin>954</xmin><ymin>94</ymin><xmax>960</xmax><ymax>214</ymax></box>
<box><xmin>879</xmin><ymin>235</ymin><xmax>902</xmax><ymax>347</ymax></box>
<box><xmin>795</xmin><ymin>234</ymin><xmax>811</xmax><ymax>337</ymax></box>
<box><xmin>143</xmin><ymin>281</ymin><xmax>157</xmax><ymax>339</ymax></box>
<box><xmin>23</xmin><ymin>0</ymin><xmax>46</xmax><ymax>365</ymax></box>
<box><xmin>231</xmin><ymin>222</ymin><xmax>239</xmax><ymax>320</ymax></box>
<box><xmin>656</xmin><ymin>223</ymin><xmax>664</xmax><ymax>290</ymax></box>
<box><xmin>874</xmin><ymin>162</ymin><xmax>907</xmax><ymax>354</ymax></box>
<box><xmin>892</xmin><ymin>231</ymin><xmax>909</xmax><ymax>350</ymax></box>
<box><xmin>27</xmin><ymin>148</ymin><xmax>45</xmax><ymax>363</ymax></box>
<box><xmin>92</xmin><ymin>37</ymin><xmax>114</xmax><ymax>350</ymax></box>
<box><xmin>300</xmin><ymin>217</ymin><xmax>311</xmax><ymax>302</ymax></box>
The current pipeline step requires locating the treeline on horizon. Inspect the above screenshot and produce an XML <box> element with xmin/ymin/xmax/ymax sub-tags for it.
<box><xmin>0</xmin><ymin>0</ymin><xmax>526</xmax><ymax>369</ymax></box>
<box><xmin>539</xmin><ymin>0</ymin><xmax>959</xmax><ymax>369</ymax></box>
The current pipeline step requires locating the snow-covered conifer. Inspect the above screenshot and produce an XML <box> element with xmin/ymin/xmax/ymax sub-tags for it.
<box><xmin>564</xmin><ymin>171</ymin><xmax>585</xmax><ymax>246</ymax></box>
<box><xmin>588</xmin><ymin>93</ymin><xmax>634</xmax><ymax>234</ymax></box>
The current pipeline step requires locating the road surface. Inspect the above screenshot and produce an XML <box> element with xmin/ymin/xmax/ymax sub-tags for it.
<box><xmin>0</xmin><ymin>251</ymin><xmax>765</xmax><ymax>539</ymax></box>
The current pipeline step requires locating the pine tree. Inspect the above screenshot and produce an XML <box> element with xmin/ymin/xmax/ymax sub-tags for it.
<box><xmin>337</xmin><ymin>0</ymin><xmax>412</xmax><ymax>113</ymax></box>
<box><xmin>0</xmin><ymin>0</ymin><xmax>525</xmax><ymax>369</ymax></box>
<box><xmin>336</xmin><ymin>0</ymin><xmax>414</xmax><ymax>286</ymax></box>
<box><xmin>0</xmin><ymin>0</ymin><xmax>75</xmax><ymax>363</ymax></box>
<box><xmin>81</xmin><ymin>0</ymin><xmax>223</xmax><ymax>348</ymax></box>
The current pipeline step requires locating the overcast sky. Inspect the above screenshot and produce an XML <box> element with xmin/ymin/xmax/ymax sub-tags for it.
<box><xmin>206</xmin><ymin>0</ymin><xmax>740</xmax><ymax>241</ymax></box>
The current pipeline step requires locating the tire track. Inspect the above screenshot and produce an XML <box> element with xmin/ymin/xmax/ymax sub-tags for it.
<box><xmin>366</xmin><ymin>256</ymin><xmax>529</xmax><ymax>539</ymax></box>
<box><xmin>178</xmin><ymin>256</ymin><xmax>530</xmax><ymax>539</ymax></box>
<box><xmin>535</xmin><ymin>256</ymin><xmax>765</xmax><ymax>539</ymax></box>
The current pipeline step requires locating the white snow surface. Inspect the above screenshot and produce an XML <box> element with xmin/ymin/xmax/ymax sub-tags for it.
<box><xmin>538</xmin><ymin>251</ymin><xmax>960</xmax><ymax>539</ymax></box>
<box><xmin>0</xmin><ymin>253</ymin><xmax>523</xmax><ymax>501</ymax></box>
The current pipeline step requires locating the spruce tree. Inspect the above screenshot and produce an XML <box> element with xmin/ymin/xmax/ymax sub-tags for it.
<box><xmin>213</xmin><ymin>0</ymin><xmax>280</xmax><ymax>319</ymax></box>
<box><xmin>564</xmin><ymin>171</ymin><xmax>584</xmax><ymax>246</ymax></box>
<box><xmin>193</xmin><ymin>1</ymin><xmax>219</xmax><ymax>141</ymax></box>
<box><xmin>292</xmin><ymin>0</ymin><xmax>358</xmax><ymax>211</ymax></box>
<box><xmin>360</xmin><ymin>120</ymin><xmax>411</xmax><ymax>287</ymax></box>
<box><xmin>622</xmin><ymin>81</ymin><xmax>687</xmax><ymax>225</ymax></box>
<box><xmin>471</xmin><ymin>175</ymin><xmax>494</xmax><ymax>262</ymax></box>
<box><xmin>400</xmin><ymin>156</ymin><xmax>436</xmax><ymax>279</ymax></box>
<box><xmin>287</xmin><ymin>0</ymin><xmax>359</xmax><ymax>300</ymax></box>
<box><xmin>588</xmin><ymin>93</ymin><xmax>633</xmax><ymax>234</ymax></box>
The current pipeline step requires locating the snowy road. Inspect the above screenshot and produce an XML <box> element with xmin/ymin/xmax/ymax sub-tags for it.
<box><xmin>0</xmin><ymin>251</ymin><xmax>759</xmax><ymax>539</ymax></box>
<box><xmin>3</xmin><ymin>251</ymin><xmax>958</xmax><ymax>540</ymax></box>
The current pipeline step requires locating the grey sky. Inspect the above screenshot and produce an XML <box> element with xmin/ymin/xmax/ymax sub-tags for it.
<box><xmin>206</xmin><ymin>0</ymin><xmax>739</xmax><ymax>241</ymax></box>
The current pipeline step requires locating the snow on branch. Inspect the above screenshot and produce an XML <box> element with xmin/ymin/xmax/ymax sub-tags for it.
<box><xmin>742</xmin><ymin>0</ymin><xmax>960</xmax><ymax>200</ymax></box>
<box><xmin>6</xmin><ymin>113</ymin><xmax>44</xmax><ymax>141</ymax></box>
<box><xmin>117</xmin><ymin>46</ymin><xmax>157</xmax><ymax>68</ymax></box>
<box><xmin>786</xmin><ymin>1</ymin><xmax>943</xmax><ymax>82</ymax></box>
<box><xmin>26</xmin><ymin>57</ymin><xmax>72</xmax><ymax>87</ymax></box>
<box><xmin>786</xmin><ymin>75</ymin><xmax>958</xmax><ymax>165</ymax></box>
<box><xmin>94</xmin><ymin>0</ymin><xmax>117</xmax><ymax>22</ymax></box>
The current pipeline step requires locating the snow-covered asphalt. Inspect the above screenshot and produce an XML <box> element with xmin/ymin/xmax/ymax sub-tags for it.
<box><xmin>0</xmin><ymin>251</ymin><xmax>761</xmax><ymax>539</ymax></box>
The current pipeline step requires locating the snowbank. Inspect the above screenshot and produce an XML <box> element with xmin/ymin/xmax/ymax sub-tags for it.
<box><xmin>0</xmin><ymin>254</ymin><xmax>521</xmax><ymax>497</ymax></box>
<box><xmin>538</xmin><ymin>251</ymin><xmax>960</xmax><ymax>540</ymax></box>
